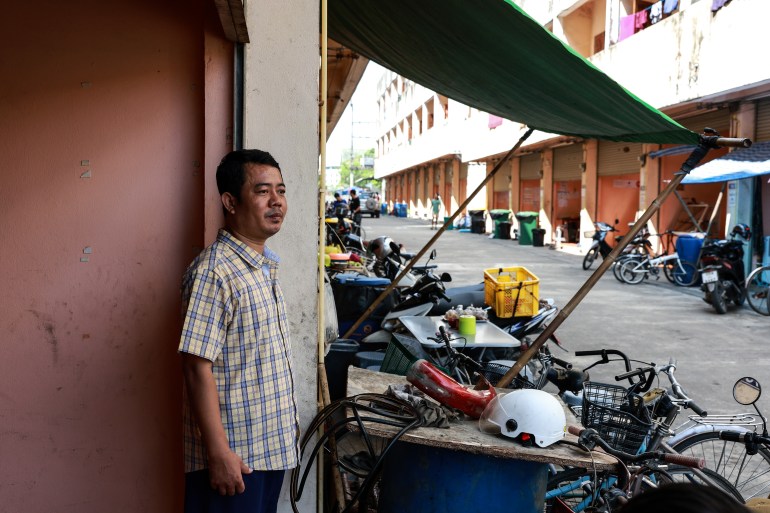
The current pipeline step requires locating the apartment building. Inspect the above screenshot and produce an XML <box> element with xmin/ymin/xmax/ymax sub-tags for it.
<box><xmin>373</xmin><ymin>0</ymin><xmax>770</xmax><ymax>261</ymax></box>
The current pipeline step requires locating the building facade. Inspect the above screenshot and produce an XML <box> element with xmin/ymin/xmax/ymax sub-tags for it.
<box><xmin>374</xmin><ymin>0</ymin><xmax>770</xmax><ymax>263</ymax></box>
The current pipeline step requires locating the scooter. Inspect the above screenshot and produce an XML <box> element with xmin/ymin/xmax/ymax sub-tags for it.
<box><xmin>582</xmin><ymin>219</ymin><xmax>619</xmax><ymax>270</ymax></box>
<box><xmin>700</xmin><ymin>237</ymin><xmax>747</xmax><ymax>314</ymax></box>
<box><xmin>362</xmin><ymin>250</ymin><xmax>453</xmax><ymax>344</ymax></box>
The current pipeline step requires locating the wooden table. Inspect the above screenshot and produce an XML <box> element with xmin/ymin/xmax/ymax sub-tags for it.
<box><xmin>346</xmin><ymin>367</ymin><xmax>617</xmax><ymax>513</ymax></box>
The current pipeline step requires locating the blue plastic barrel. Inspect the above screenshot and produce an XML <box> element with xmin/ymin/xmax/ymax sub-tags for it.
<box><xmin>676</xmin><ymin>234</ymin><xmax>704</xmax><ymax>263</ymax></box>
<box><xmin>676</xmin><ymin>234</ymin><xmax>704</xmax><ymax>285</ymax></box>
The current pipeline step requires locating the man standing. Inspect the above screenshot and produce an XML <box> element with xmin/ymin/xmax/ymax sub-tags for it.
<box><xmin>431</xmin><ymin>194</ymin><xmax>442</xmax><ymax>230</ymax></box>
<box><xmin>179</xmin><ymin>149</ymin><xmax>299</xmax><ymax>513</ymax></box>
<box><xmin>349</xmin><ymin>189</ymin><xmax>362</xmax><ymax>235</ymax></box>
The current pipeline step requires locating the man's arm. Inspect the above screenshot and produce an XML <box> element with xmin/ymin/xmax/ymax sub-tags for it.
<box><xmin>181</xmin><ymin>352</ymin><xmax>252</xmax><ymax>495</ymax></box>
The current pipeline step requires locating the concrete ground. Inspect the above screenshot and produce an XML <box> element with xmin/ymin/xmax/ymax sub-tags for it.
<box><xmin>356</xmin><ymin>214</ymin><xmax>769</xmax><ymax>417</ymax></box>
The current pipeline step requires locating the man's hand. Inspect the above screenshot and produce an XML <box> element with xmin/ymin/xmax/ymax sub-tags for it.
<box><xmin>181</xmin><ymin>353</ymin><xmax>253</xmax><ymax>496</ymax></box>
<box><xmin>208</xmin><ymin>449</ymin><xmax>253</xmax><ymax>495</ymax></box>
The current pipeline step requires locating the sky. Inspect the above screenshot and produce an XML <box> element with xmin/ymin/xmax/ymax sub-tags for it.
<box><xmin>326</xmin><ymin>62</ymin><xmax>385</xmax><ymax>167</ymax></box>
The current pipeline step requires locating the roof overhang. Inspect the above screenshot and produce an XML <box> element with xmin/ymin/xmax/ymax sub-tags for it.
<box><xmin>214</xmin><ymin>0</ymin><xmax>249</xmax><ymax>43</ymax></box>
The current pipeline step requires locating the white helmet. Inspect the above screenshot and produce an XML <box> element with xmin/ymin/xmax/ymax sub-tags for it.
<box><xmin>479</xmin><ymin>389</ymin><xmax>566</xmax><ymax>447</ymax></box>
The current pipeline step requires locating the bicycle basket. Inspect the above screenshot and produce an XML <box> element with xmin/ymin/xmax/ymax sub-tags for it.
<box><xmin>480</xmin><ymin>362</ymin><xmax>536</xmax><ymax>390</ymax></box>
<box><xmin>380</xmin><ymin>334</ymin><xmax>421</xmax><ymax>376</ymax></box>
<box><xmin>581</xmin><ymin>382</ymin><xmax>652</xmax><ymax>454</ymax></box>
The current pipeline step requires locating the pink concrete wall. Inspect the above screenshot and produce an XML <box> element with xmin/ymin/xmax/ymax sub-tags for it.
<box><xmin>0</xmin><ymin>1</ymin><xmax>230</xmax><ymax>511</ymax></box>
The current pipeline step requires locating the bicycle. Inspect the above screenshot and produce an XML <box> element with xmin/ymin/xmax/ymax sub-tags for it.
<box><xmin>670</xmin><ymin>376</ymin><xmax>770</xmax><ymax>501</ymax></box>
<box><xmin>545</xmin><ymin>349</ymin><xmax>743</xmax><ymax>511</ymax></box>
<box><xmin>548</xmin><ymin>424</ymin><xmax>710</xmax><ymax>512</ymax></box>
<box><xmin>746</xmin><ymin>264</ymin><xmax>770</xmax><ymax>316</ymax></box>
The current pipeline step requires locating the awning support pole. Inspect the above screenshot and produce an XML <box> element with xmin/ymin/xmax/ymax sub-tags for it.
<box><xmin>496</xmin><ymin>134</ymin><xmax>751</xmax><ymax>388</ymax></box>
<box><xmin>340</xmin><ymin>128</ymin><xmax>535</xmax><ymax>341</ymax></box>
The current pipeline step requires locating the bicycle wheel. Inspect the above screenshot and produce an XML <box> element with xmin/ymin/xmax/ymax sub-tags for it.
<box><xmin>613</xmin><ymin>255</ymin><xmax>642</xmax><ymax>283</ymax></box>
<box><xmin>664</xmin><ymin>466</ymin><xmax>745</xmax><ymax>503</ymax></box>
<box><xmin>746</xmin><ymin>266</ymin><xmax>770</xmax><ymax>316</ymax></box>
<box><xmin>546</xmin><ymin>466</ymin><xmax>608</xmax><ymax>512</ymax></box>
<box><xmin>662</xmin><ymin>259</ymin><xmax>676</xmax><ymax>284</ymax></box>
<box><xmin>673</xmin><ymin>431</ymin><xmax>770</xmax><ymax>501</ymax></box>
<box><xmin>619</xmin><ymin>259</ymin><xmax>646</xmax><ymax>285</ymax></box>
<box><xmin>671</xmin><ymin>261</ymin><xmax>698</xmax><ymax>287</ymax></box>
<box><xmin>583</xmin><ymin>246</ymin><xmax>599</xmax><ymax>270</ymax></box>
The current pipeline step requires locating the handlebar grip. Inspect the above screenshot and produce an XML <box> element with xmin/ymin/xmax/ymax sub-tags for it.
<box><xmin>715</xmin><ymin>137</ymin><xmax>752</xmax><ymax>148</ymax></box>
<box><xmin>719</xmin><ymin>431</ymin><xmax>744</xmax><ymax>442</ymax></box>
<box><xmin>615</xmin><ymin>367</ymin><xmax>648</xmax><ymax>381</ymax></box>
<box><xmin>688</xmin><ymin>401</ymin><xmax>708</xmax><ymax>417</ymax></box>
<box><xmin>574</xmin><ymin>350</ymin><xmax>606</xmax><ymax>357</ymax></box>
<box><xmin>662</xmin><ymin>453</ymin><xmax>705</xmax><ymax>469</ymax></box>
<box><xmin>567</xmin><ymin>425</ymin><xmax>583</xmax><ymax>437</ymax></box>
<box><xmin>552</xmin><ymin>357</ymin><xmax>573</xmax><ymax>370</ymax></box>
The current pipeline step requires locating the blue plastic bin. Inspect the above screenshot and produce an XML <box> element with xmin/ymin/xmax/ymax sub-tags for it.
<box><xmin>676</xmin><ymin>234</ymin><xmax>704</xmax><ymax>285</ymax></box>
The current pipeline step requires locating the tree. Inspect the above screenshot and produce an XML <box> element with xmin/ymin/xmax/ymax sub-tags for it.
<box><xmin>338</xmin><ymin>148</ymin><xmax>379</xmax><ymax>190</ymax></box>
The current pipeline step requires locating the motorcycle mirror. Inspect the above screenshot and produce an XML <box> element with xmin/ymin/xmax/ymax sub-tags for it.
<box><xmin>733</xmin><ymin>377</ymin><xmax>762</xmax><ymax>405</ymax></box>
<box><xmin>440</xmin><ymin>272</ymin><xmax>452</xmax><ymax>283</ymax></box>
<box><xmin>389</xmin><ymin>241</ymin><xmax>401</xmax><ymax>255</ymax></box>
<box><xmin>429</xmin><ymin>249</ymin><xmax>437</xmax><ymax>260</ymax></box>
<box><xmin>614</xmin><ymin>218</ymin><xmax>620</xmax><ymax>225</ymax></box>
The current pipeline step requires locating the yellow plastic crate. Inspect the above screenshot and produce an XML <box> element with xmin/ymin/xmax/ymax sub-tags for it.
<box><xmin>483</xmin><ymin>266</ymin><xmax>539</xmax><ymax>318</ymax></box>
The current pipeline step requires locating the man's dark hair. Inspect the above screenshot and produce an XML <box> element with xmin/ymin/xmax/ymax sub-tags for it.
<box><xmin>216</xmin><ymin>149</ymin><xmax>281</xmax><ymax>202</ymax></box>
<box><xmin>350</xmin><ymin>189</ymin><xmax>357</xmax><ymax>195</ymax></box>
<box><xmin>334</xmin><ymin>192</ymin><xmax>341</xmax><ymax>199</ymax></box>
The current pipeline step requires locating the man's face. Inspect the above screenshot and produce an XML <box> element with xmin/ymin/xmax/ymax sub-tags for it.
<box><xmin>231</xmin><ymin>163</ymin><xmax>287</xmax><ymax>242</ymax></box>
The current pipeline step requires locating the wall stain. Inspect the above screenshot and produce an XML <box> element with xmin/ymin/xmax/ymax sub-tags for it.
<box><xmin>27</xmin><ymin>309</ymin><xmax>59</xmax><ymax>363</ymax></box>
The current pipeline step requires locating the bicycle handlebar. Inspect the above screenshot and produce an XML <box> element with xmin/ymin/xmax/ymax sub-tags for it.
<box><xmin>659</xmin><ymin>362</ymin><xmax>708</xmax><ymax>417</ymax></box>
<box><xmin>567</xmin><ymin>426</ymin><xmax>705</xmax><ymax>469</ymax></box>
<box><xmin>719</xmin><ymin>430</ymin><xmax>770</xmax><ymax>444</ymax></box>
<box><xmin>574</xmin><ymin>349</ymin><xmax>632</xmax><ymax>371</ymax></box>
<box><xmin>435</xmin><ymin>326</ymin><xmax>484</xmax><ymax>373</ymax></box>
<box><xmin>551</xmin><ymin>356</ymin><xmax>573</xmax><ymax>370</ymax></box>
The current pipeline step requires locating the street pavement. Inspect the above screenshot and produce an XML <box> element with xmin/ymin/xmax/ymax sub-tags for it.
<box><xmin>357</xmin><ymin>213</ymin><xmax>769</xmax><ymax>416</ymax></box>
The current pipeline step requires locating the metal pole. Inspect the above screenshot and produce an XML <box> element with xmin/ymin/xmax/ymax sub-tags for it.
<box><xmin>340</xmin><ymin>128</ymin><xmax>534</xmax><ymax>340</ymax></box>
<box><xmin>496</xmin><ymin>134</ymin><xmax>752</xmax><ymax>388</ymax></box>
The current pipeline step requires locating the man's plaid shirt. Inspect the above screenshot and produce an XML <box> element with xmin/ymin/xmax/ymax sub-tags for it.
<box><xmin>179</xmin><ymin>229</ymin><xmax>299</xmax><ymax>472</ymax></box>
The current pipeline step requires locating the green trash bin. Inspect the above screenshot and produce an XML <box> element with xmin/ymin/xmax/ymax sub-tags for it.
<box><xmin>490</xmin><ymin>209</ymin><xmax>512</xmax><ymax>239</ymax></box>
<box><xmin>515</xmin><ymin>211</ymin><xmax>538</xmax><ymax>245</ymax></box>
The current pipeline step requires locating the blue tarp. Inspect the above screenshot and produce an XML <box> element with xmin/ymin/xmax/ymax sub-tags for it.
<box><xmin>682</xmin><ymin>141</ymin><xmax>770</xmax><ymax>184</ymax></box>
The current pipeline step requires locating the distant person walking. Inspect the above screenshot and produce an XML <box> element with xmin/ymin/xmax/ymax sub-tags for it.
<box><xmin>430</xmin><ymin>194</ymin><xmax>442</xmax><ymax>229</ymax></box>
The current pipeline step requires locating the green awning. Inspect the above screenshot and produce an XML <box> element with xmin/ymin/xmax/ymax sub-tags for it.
<box><xmin>329</xmin><ymin>0</ymin><xmax>699</xmax><ymax>145</ymax></box>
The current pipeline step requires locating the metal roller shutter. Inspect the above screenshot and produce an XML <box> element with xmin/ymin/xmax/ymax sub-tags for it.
<box><xmin>756</xmin><ymin>98</ymin><xmax>770</xmax><ymax>142</ymax></box>
<box><xmin>553</xmin><ymin>144</ymin><xmax>583</xmax><ymax>181</ymax></box>
<box><xmin>493</xmin><ymin>164</ymin><xmax>510</xmax><ymax>191</ymax></box>
<box><xmin>676</xmin><ymin>108</ymin><xmax>730</xmax><ymax>135</ymax></box>
<box><xmin>519</xmin><ymin>153</ymin><xmax>540</xmax><ymax>180</ymax></box>
<box><xmin>598</xmin><ymin>141</ymin><xmax>643</xmax><ymax>176</ymax></box>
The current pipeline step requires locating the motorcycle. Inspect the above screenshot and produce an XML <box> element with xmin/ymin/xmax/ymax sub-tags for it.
<box><xmin>582</xmin><ymin>219</ymin><xmax>619</xmax><ymax>270</ymax></box>
<box><xmin>699</xmin><ymin>223</ymin><xmax>751</xmax><ymax>314</ymax></box>
<box><xmin>326</xmin><ymin>204</ymin><xmax>366</xmax><ymax>256</ymax></box>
